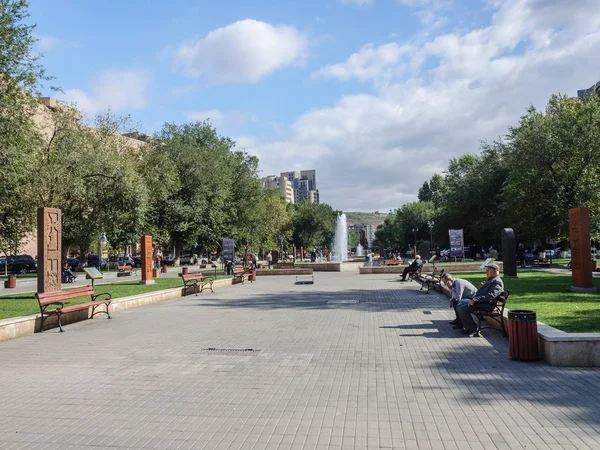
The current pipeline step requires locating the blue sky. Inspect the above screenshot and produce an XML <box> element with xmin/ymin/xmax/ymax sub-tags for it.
<box><xmin>29</xmin><ymin>0</ymin><xmax>600</xmax><ymax>211</ymax></box>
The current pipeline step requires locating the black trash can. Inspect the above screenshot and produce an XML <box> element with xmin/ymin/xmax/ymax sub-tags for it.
<box><xmin>508</xmin><ymin>310</ymin><xmax>539</xmax><ymax>361</ymax></box>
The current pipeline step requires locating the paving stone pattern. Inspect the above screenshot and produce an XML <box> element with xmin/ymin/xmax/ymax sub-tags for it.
<box><xmin>1</xmin><ymin>273</ymin><xmax>600</xmax><ymax>449</ymax></box>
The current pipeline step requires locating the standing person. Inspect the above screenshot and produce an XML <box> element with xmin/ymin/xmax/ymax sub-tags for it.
<box><xmin>441</xmin><ymin>273</ymin><xmax>477</xmax><ymax>328</ymax></box>
<box><xmin>152</xmin><ymin>244</ymin><xmax>162</xmax><ymax>271</ymax></box>
<box><xmin>456</xmin><ymin>263</ymin><xmax>504</xmax><ymax>336</ymax></box>
<box><xmin>267</xmin><ymin>251</ymin><xmax>273</xmax><ymax>269</ymax></box>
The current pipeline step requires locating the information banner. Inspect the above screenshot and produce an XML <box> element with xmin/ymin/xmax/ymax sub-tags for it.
<box><xmin>222</xmin><ymin>239</ymin><xmax>235</xmax><ymax>263</ymax></box>
<box><xmin>448</xmin><ymin>229</ymin><xmax>464</xmax><ymax>258</ymax></box>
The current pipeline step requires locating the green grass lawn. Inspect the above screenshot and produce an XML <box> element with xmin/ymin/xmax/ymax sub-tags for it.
<box><xmin>456</xmin><ymin>271</ymin><xmax>600</xmax><ymax>333</ymax></box>
<box><xmin>0</xmin><ymin>274</ymin><xmax>38</xmax><ymax>281</ymax></box>
<box><xmin>0</xmin><ymin>276</ymin><xmax>229</xmax><ymax>321</ymax></box>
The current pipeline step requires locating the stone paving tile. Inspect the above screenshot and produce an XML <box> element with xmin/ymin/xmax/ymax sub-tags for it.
<box><xmin>1</xmin><ymin>272</ymin><xmax>600</xmax><ymax>449</ymax></box>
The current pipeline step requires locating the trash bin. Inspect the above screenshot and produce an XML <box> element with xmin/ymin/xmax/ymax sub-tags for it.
<box><xmin>4</xmin><ymin>275</ymin><xmax>17</xmax><ymax>289</ymax></box>
<box><xmin>248</xmin><ymin>269</ymin><xmax>257</xmax><ymax>282</ymax></box>
<box><xmin>508</xmin><ymin>310</ymin><xmax>539</xmax><ymax>361</ymax></box>
<box><xmin>161</xmin><ymin>265</ymin><xmax>167</xmax><ymax>273</ymax></box>
<box><xmin>182</xmin><ymin>267</ymin><xmax>189</xmax><ymax>275</ymax></box>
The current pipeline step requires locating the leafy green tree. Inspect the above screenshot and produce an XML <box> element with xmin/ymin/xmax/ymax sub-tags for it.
<box><xmin>502</xmin><ymin>94</ymin><xmax>600</xmax><ymax>245</ymax></box>
<box><xmin>417</xmin><ymin>181</ymin><xmax>432</xmax><ymax>202</ymax></box>
<box><xmin>0</xmin><ymin>0</ymin><xmax>52</xmax><ymax>256</ymax></box>
<box><xmin>291</xmin><ymin>201</ymin><xmax>337</xmax><ymax>251</ymax></box>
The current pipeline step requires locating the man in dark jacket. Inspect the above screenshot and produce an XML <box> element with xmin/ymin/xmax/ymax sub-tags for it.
<box><xmin>457</xmin><ymin>262</ymin><xmax>504</xmax><ymax>336</ymax></box>
<box><xmin>400</xmin><ymin>255</ymin><xmax>423</xmax><ymax>281</ymax></box>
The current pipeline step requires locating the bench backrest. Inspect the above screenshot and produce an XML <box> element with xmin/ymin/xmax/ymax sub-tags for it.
<box><xmin>181</xmin><ymin>273</ymin><xmax>205</xmax><ymax>281</ymax></box>
<box><xmin>498</xmin><ymin>290</ymin><xmax>510</xmax><ymax>305</ymax></box>
<box><xmin>233</xmin><ymin>267</ymin><xmax>244</xmax><ymax>274</ymax></box>
<box><xmin>36</xmin><ymin>286</ymin><xmax>94</xmax><ymax>305</ymax></box>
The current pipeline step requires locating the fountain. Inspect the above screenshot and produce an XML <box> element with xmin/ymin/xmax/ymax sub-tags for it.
<box><xmin>356</xmin><ymin>244</ymin><xmax>364</xmax><ymax>256</ymax></box>
<box><xmin>333</xmin><ymin>213</ymin><xmax>348</xmax><ymax>262</ymax></box>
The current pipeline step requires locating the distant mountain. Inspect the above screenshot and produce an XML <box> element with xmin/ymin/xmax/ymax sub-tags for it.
<box><xmin>344</xmin><ymin>212</ymin><xmax>388</xmax><ymax>228</ymax></box>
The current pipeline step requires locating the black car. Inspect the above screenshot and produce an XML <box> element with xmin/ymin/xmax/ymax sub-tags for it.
<box><xmin>0</xmin><ymin>255</ymin><xmax>37</xmax><ymax>275</ymax></box>
<box><xmin>86</xmin><ymin>255</ymin><xmax>107</xmax><ymax>270</ymax></box>
<box><xmin>132</xmin><ymin>256</ymin><xmax>142</xmax><ymax>268</ymax></box>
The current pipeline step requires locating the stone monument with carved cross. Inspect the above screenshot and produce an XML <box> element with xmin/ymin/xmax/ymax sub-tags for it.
<box><xmin>37</xmin><ymin>207</ymin><xmax>62</xmax><ymax>293</ymax></box>
<box><xmin>140</xmin><ymin>234</ymin><xmax>155</xmax><ymax>285</ymax></box>
<box><xmin>569</xmin><ymin>207</ymin><xmax>596</xmax><ymax>293</ymax></box>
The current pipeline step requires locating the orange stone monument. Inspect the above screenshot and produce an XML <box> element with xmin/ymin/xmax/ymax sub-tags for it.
<box><xmin>569</xmin><ymin>207</ymin><xmax>596</xmax><ymax>293</ymax></box>
<box><xmin>140</xmin><ymin>234</ymin><xmax>155</xmax><ymax>285</ymax></box>
<box><xmin>37</xmin><ymin>207</ymin><xmax>62</xmax><ymax>293</ymax></box>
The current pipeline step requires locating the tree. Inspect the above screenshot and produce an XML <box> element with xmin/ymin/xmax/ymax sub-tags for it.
<box><xmin>502</xmin><ymin>94</ymin><xmax>600</xmax><ymax>244</ymax></box>
<box><xmin>0</xmin><ymin>0</ymin><xmax>52</xmax><ymax>256</ymax></box>
<box><xmin>417</xmin><ymin>181</ymin><xmax>432</xmax><ymax>202</ymax></box>
<box><xmin>291</xmin><ymin>201</ymin><xmax>337</xmax><ymax>251</ymax></box>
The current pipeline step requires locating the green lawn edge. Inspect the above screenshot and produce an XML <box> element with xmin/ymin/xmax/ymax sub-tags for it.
<box><xmin>0</xmin><ymin>276</ymin><xmax>230</xmax><ymax>321</ymax></box>
<box><xmin>452</xmin><ymin>271</ymin><xmax>600</xmax><ymax>333</ymax></box>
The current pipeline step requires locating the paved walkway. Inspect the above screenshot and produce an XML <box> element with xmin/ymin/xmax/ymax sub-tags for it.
<box><xmin>1</xmin><ymin>273</ymin><xmax>599</xmax><ymax>450</ymax></box>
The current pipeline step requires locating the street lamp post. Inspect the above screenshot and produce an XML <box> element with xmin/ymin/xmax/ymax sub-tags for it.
<box><xmin>428</xmin><ymin>220</ymin><xmax>435</xmax><ymax>252</ymax></box>
<box><xmin>411</xmin><ymin>228</ymin><xmax>416</xmax><ymax>255</ymax></box>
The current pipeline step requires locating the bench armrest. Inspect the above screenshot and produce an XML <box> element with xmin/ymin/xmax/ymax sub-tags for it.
<box><xmin>41</xmin><ymin>301</ymin><xmax>65</xmax><ymax>312</ymax></box>
<box><xmin>91</xmin><ymin>292</ymin><xmax>112</xmax><ymax>302</ymax></box>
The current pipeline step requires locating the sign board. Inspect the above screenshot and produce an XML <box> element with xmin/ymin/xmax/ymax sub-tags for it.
<box><xmin>83</xmin><ymin>267</ymin><xmax>103</xmax><ymax>279</ymax></box>
<box><xmin>448</xmin><ymin>229</ymin><xmax>464</xmax><ymax>258</ymax></box>
<box><xmin>222</xmin><ymin>239</ymin><xmax>235</xmax><ymax>263</ymax></box>
<box><xmin>479</xmin><ymin>258</ymin><xmax>494</xmax><ymax>271</ymax></box>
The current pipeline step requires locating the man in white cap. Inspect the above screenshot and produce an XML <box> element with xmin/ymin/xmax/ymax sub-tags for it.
<box><xmin>456</xmin><ymin>262</ymin><xmax>504</xmax><ymax>336</ymax></box>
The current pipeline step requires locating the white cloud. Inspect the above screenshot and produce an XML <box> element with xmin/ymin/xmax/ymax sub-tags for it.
<box><xmin>245</xmin><ymin>0</ymin><xmax>600</xmax><ymax>212</ymax></box>
<box><xmin>312</xmin><ymin>43</ymin><xmax>414</xmax><ymax>82</ymax></box>
<box><xmin>60</xmin><ymin>69</ymin><xmax>151</xmax><ymax>116</ymax></box>
<box><xmin>173</xmin><ymin>19</ymin><xmax>308</xmax><ymax>83</ymax></box>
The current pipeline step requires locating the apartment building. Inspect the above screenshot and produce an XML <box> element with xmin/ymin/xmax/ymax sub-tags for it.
<box><xmin>279</xmin><ymin>169</ymin><xmax>319</xmax><ymax>204</ymax></box>
<box><xmin>261</xmin><ymin>175</ymin><xmax>295</xmax><ymax>204</ymax></box>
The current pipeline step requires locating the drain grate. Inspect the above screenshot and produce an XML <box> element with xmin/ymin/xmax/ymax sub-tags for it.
<box><xmin>199</xmin><ymin>348</ymin><xmax>261</xmax><ymax>355</ymax></box>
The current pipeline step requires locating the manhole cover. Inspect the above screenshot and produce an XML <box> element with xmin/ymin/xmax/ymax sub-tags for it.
<box><xmin>327</xmin><ymin>300</ymin><xmax>359</xmax><ymax>304</ymax></box>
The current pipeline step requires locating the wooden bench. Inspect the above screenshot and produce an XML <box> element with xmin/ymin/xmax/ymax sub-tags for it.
<box><xmin>472</xmin><ymin>290</ymin><xmax>510</xmax><ymax>337</ymax></box>
<box><xmin>419</xmin><ymin>268</ymin><xmax>445</xmax><ymax>294</ymax></box>
<box><xmin>35</xmin><ymin>285</ymin><xmax>112</xmax><ymax>332</ymax></box>
<box><xmin>180</xmin><ymin>272</ymin><xmax>214</xmax><ymax>295</ymax></box>
<box><xmin>384</xmin><ymin>259</ymin><xmax>403</xmax><ymax>266</ymax></box>
<box><xmin>276</xmin><ymin>262</ymin><xmax>296</xmax><ymax>269</ymax></box>
<box><xmin>232</xmin><ymin>267</ymin><xmax>247</xmax><ymax>284</ymax></box>
<box><xmin>117</xmin><ymin>265</ymin><xmax>137</xmax><ymax>277</ymax></box>
<box><xmin>407</xmin><ymin>265</ymin><xmax>422</xmax><ymax>281</ymax></box>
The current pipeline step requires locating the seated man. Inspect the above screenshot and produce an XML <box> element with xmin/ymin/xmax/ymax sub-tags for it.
<box><xmin>441</xmin><ymin>273</ymin><xmax>477</xmax><ymax>328</ymax></box>
<box><xmin>400</xmin><ymin>255</ymin><xmax>423</xmax><ymax>281</ymax></box>
<box><xmin>456</xmin><ymin>263</ymin><xmax>504</xmax><ymax>336</ymax></box>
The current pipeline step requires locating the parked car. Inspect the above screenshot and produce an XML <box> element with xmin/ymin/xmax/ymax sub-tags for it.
<box><xmin>0</xmin><ymin>255</ymin><xmax>37</xmax><ymax>275</ymax></box>
<box><xmin>66</xmin><ymin>258</ymin><xmax>80</xmax><ymax>271</ymax></box>
<box><xmin>108</xmin><ymin>254</ymin><xmax>135</xmax><ymax>269</ymax></box>
<box><xmin>132</xmin><ymin>256</ymin><xmax>142</xmax><ymax>268</ymax></box>
<box><xmin>179</xmin><ymin>254</ymin><xmax>193</xmax><ymax>264</ymax></box>
<box><xmin>86</xmin><ymin>255</ymin><xmax>107</xmax><ymax>270</ymax></box>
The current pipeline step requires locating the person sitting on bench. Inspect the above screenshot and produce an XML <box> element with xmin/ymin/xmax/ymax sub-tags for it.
<box><xmin>62</xmin><ymin>261</ymin><xmax>77</xmax><ymax>283</ymax></box>
<box><xmin>441</xmin><ymin>273</ymin><xmax>477</xmax><ymax>328</ymax></box>
<box><xmin>400</xmin><ymin>255</ymin><xmax>423</xmax><ymax>281</ymax></box>
<box><xmin>456</xmin><ymin>263</ymin><xmax>504</xmax><ymax>336</ymax></box>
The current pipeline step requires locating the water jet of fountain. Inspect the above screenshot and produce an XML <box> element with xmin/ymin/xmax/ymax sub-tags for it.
<box><xmin>333</xmin><ymin>213</ymin><xmax>348</xmax><ymax>262</ymax></box>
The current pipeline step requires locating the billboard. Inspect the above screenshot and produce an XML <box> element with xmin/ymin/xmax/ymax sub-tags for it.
<box><xmin>448</xmin><ymin>229</ymin><xmax>464</xmax><ymax>258</ymax></box>
<box><xmin>222</xmin><ymin>239</ymin><xmax>235</xmax><ymax>263</ymax></box>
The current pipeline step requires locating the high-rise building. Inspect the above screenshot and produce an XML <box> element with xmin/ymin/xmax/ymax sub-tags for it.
<box><xmin>280</xmin><ymin>169</ymin><xmax>319</xmax><ymax>204</ymax></box>
<box><xmin>261</xmin><ymin>175</ymin><xmax>295</xmax><ymax>204</ymax></box>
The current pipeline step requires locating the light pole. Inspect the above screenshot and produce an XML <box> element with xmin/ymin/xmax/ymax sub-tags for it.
<box><xmin>411</xmin><ymin>228</ymin><xmax>416</xmax><ymax>256</ymax></box>
<box><xmin>428</xmin><ymin>220</ymin><xmax>434</xmax><ymax>252</ymax></box>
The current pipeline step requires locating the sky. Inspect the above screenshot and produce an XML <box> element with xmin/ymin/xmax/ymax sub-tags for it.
<box><xmin>29</xmin><ymin>0</ymin><xmax>600</xmax><ymax>212</ymax></box>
